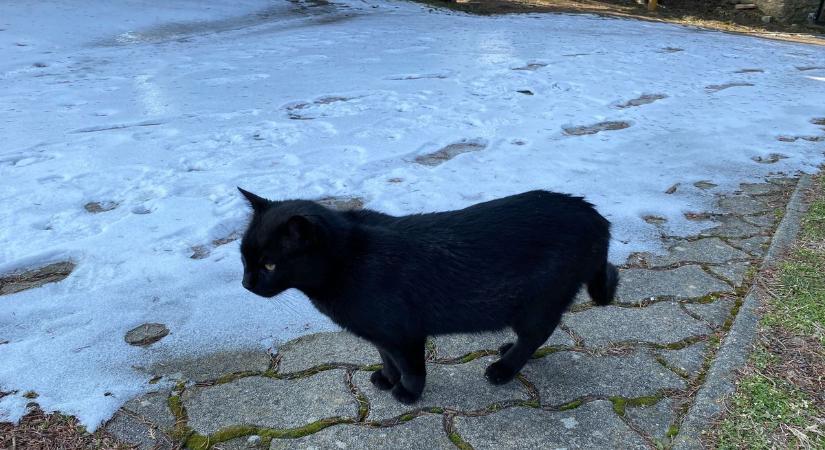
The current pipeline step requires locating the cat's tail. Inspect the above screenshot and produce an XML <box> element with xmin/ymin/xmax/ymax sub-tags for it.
<box><xmin>587</xmin><ymin>262</ymin><xmax>619</xmax><ymax>306</ymax></box>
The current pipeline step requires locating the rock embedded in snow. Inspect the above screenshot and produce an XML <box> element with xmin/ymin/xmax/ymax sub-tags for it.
<box><xmin>124</xmin><ymin>323</ymin><xmax>169</xmax><ymax>347</ymax></box>
<box><xmin>84</xmin><ymin>201</ymin><xmax>118</xmax><ymax>213</ymax></box>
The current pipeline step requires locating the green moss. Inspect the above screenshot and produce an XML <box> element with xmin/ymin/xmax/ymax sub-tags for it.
<box><xmin>610</xmin><ymin>397</ymin><xmax>627</xmax><ymax>416</ymax></box>
<box><xmin>448</xmin><ymin>431</ymin><xmax>474</xmax><ymax>450</ymax></box>
<box><xmin>211</xmin><ymin>425</ymin><xmax>256</xmax><ymax>442</ymax></box>
<box><xmin>259</xmin><ymin>417</ymin><xmax>351</xmax><ymax>439</ymax></box>
<box><xmin>696</xmin><ymin>293</ymin><xmax>719</xmax><ymax>304</ymax></box>
<box><xmin>428</xmin><ymin>407</ymin><xmax>445</xmax><ymax>414</ymax></box>
<box><xmin>610</xmin><ymin>395</ymin><xmax>661</xmax><ymax>416</ymax></box>
<box><xmin>456</xmin><ymin>350</ymin><xmax>492</xmax><ymax>364</ymax></box>
<box><xmin>214</xmin><ymin>371</ymin><xmax>259</xmax><ymax>385</ymax></box>
<box><xmin>558</xmin><ymin>399</ymin><xmax>584</xmax><ymax>411</ymax></box>
<box><xmin>168</xmin><ymin>395</ymin><xmax>185</xmax><ymax>420</ymax></box>
<box><xmin>532</xmin><ymin>346</ymin><xmax>564</xmax><ymax>358</ymax></box>
<box><xmin>666</xmin><ymin>424</ymin><xmax>679</xmax><ymax>439</ymax></box>
<box><xmin>185</xmin><ymin>433</ymin><xmax>210</xmax><ymax>450</ymax></box>
<box><xmin>360</xmin><ymin>364</ymin><xmax>383</xmax><ymax>372</ymax></box>
<box><xmin>398</xmin><ymin>413</ymin><xmax>418</xmax><ymax>422</ymax></box>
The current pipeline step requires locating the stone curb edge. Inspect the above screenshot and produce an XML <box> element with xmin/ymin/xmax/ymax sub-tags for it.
<box><xmin>671</xmin><ymin>174</ymin><xmax>815</xmax><ymax>450</ymax></box>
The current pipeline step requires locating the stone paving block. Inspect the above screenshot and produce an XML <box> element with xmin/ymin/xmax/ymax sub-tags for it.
<box><xmin>717</xmin><ymin>195</ymin><xmax>772</xmax><ymax>215</ymax></box>
<box><xmin>741</xmin><ymin>213</ymin><xmax>777</xmax><ymax>228</ymax></box>
<box><xmin>269</xmin><ymin>415</ymin><xmax>454</xmax><ymax>449</ymax></box>
<box><xmin>732</xmin><ymin>235</ymin><xmax>771</xmax><ymax>256</ymax></box>
<box><xmin>455</xmin><ymin>400</ymin><xmax>648</xmax><ymax>449</ymax></box>
<box><xmin>625</xmin><ymin>398</ymin><xmax>676</xmax><ymax>441</ymax></box>
<box><xmin>700</xmin><ymin>215</ymin><xmax>764</xmax><ymax>238</ymax></box>
<box><xmin>522</xmin><ymin>351</ymin><xmax>685</xmax><ymax>405</ymax></box>
<box><xmin>213</xmin><ymin>437</ymin><xmax>261</xmax><ymax>450</ymax></box>
<box><xmin>655</xmin><ymin>341</ymin><xmax>708</xmax><ymax>378</ymax></box>
<box><xmin>646</xmin><ymin>238</ymin><xmax>749</xmax><ymax>267</ymax></box>
<box><xmin>738</xmin><ymin>182</ymin><xmax>783</xmax><ymax>197</ymax></box>
<box><xmin>104</xmin><ymin>389</ymin><xmax>175</xmax><ymax>450</ymax></box>
<box><xmin>565</xmin><ymin>302</ymin><xmax>711</xmax><ymax>347</ymax></box>
<box><xmin>707</xmin><ymin>261</ymin><xmax>751</xmax><ymax>286</ymax></box>
<box><xmin>150</xmin><ymin>350</ymin><xmax>271</xmax><ymax>382</ymax></box>
<box><xmin>183</xmin><ymin>371</ymin><xmax>355</xmax><ymax>435</ymax></box>
<box><xmin>354</xmin><ymin>357</ymin><xmax>530</xmax><ymax>420</ymax></box>
<box><xmin>616</xmin><ymin>266</ymin><xmax>731</xmax><ymax>303</ymax></box>
<box><xmin>277</xmin><ymin>332</ymin><xmax>380</xmax><ymax>373</ymax></box>
<box><xmin>684</xmin><ymin>299</ymin><xmax>734</xmax><ymax>329</ymax></box>
<box><xmin>432</xmin><ymin>329</ymin><xmax>573</xmax><ymax>360</ymax></box>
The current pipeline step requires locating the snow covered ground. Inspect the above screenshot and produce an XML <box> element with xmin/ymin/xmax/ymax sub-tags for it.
<box><xmin>1</xmin><ymin>0</ymin><xmax>824</xmax><ymax>430</ymax></box>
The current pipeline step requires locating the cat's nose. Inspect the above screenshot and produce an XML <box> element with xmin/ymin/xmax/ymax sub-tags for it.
<box><xmin>242</xmin><ymin>274</ymin><xmax>254</xmax><ymax>290</ymax></box>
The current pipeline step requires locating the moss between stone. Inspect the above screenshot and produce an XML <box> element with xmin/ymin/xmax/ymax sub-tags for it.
<box><xmin>666</xmin><ymin>424</ymin><xmax>680</xmax><ymax>439</ymax></box>
<box><xmin>656</xmin><ymin>335</ymin><xmax>706</xmax><ymax>351</ymax></box>
<box><xmin>214</xmin><ymin>370</ymin><xmax>260</xmax><ymax>385</ymax></box>
<box><xmin>557</xmin><ymin>398</ymin><xmax>584</xmax><ymax>411</ymax></box>
<box><xmin>448</xmin><ymin>431</ymin><xmax>474</xmax><ymax>450</ymax></box>
<box><xmin>610</xmin><ymin>395</ymin><xmax>662</xmax><ymax>416</ymax></box>
<box><xmin>454</xmin><ymin>350</ymin><xmax>494</xmax><ymax>364</ymax></box>
<box><xmin>653</xmin><ymin>354</ymin><xmax>690</xmax><ymax>379</ymax></box>
<box><xmin>188</xmin><ymin>418</ymin><xmax>353</xmax><ymax>448</ymax></box>
<box><xmin>532</xmin><ymin>345</ymin><xmax>565</xmax><ymax>358</ymax></box>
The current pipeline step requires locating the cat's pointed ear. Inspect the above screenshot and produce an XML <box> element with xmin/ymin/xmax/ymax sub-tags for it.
<box><xmin>284</xmin><ymin>215</ymin><xmax>319</xmax><ymax>246</ymax></box>
<box><xmin>238</xmin><ymin>187</ymin><xmax>269</xmax><ymax>212</ymax></box>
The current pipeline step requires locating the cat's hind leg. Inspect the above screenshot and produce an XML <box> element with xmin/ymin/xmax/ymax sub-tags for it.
<box><xmin>485</xmin><ymin>286</ymin><xmax>577</xmax><ymax>385</ymax></box>
<box><xmin>371</xmin><ymin>349</ymin><xmax>400</xmax><ymax>391</ymax></box>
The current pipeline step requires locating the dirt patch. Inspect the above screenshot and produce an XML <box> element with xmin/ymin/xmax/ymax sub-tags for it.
<box><xmin>415</xmin><ymin>139</ymin><xmax>487</xmax><ymax>166</ymax></box>
<box><xmin>416</xmin><ymin>0</ymin><xmax>825</xmax><ymax>46</ymax></box>
<box><xmin>752</xmin><ymin>153</ymin><xmax>788</xmax><ymax>164</ymax></box>
<box><xmin>563</xmin><ymin>121</ymin><xmax>630</xmax><ymax>136</ymax></box>
<box><xmin>0</xmin><ymin>262</ymin><xmax>75</xmax><ymax>296</ymax></box>
<box><xmin>0</xmin><ymin>407</ymin><xmax>131</xmax><ymax>450</ymax></box>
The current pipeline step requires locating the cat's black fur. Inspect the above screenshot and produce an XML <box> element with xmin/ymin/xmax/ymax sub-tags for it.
<box><xmin>238</xmin><ymin>188</ymin><xmax>618</xmax><ymax>404</ymax></box>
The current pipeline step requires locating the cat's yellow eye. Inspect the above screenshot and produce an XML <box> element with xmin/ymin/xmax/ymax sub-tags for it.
<box><xmin>264</xmin><ymin>263</ymin><xmax>276</xmax><ymax>272</ymax></box>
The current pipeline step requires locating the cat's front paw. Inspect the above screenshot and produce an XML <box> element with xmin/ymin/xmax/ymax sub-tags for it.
<box><xmin>390</xmin><ymin>384</ymin><xmax>421</xmax><ymax>404</ymax></box>
<box><xmin>498</xmin><ymin>342</ymin><xmax>514</xmax><ymax>355</ymax></box>
<box><xmin>370</xmin><ymin>370</ymin><xmax>395</xmax><ymax>391</ymax></box>
<box><xmin>485</xmin><ymin>360</ymin><xmax>518</xmax><ymax>385</ymax></box>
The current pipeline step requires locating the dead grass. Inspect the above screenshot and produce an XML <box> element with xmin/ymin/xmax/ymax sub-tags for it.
<box><xmin>0</xmin><ymin>407</ymin><xmax>134</xmax><ymax>450</ymax></box>
<box><xmin>416</xmin><ymin>0</ymin><xmax>825</xmax><ymax>46</ymax></box>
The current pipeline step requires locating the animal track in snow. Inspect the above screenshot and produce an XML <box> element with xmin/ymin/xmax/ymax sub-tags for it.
<box><xmin>615</xmin><ymin>94</ymin><xmax>667</xmax><ymax>109</ymax></box>
<box><xmin>563</xmin><ymin>121</ymin><xmax>631</xmax><ymax>136</ymax></box>
<box><xmin>414</xmin><ymin>139</ymin><xmax>487</xmax><ymax>166</ymax></box>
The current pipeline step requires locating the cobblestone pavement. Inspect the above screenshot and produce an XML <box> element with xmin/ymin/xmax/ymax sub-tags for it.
<box><xmin>104</xmin><ymin>177</ymin><xmax>800</xmax><ymax>450</ymax></box>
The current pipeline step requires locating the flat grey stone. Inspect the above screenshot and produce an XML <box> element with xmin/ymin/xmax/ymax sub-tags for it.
<box><xmin>277</xmin><ymin>332</ymin><xmax>380</xmax><ymax>373</ymax></box>
<box><xmin>125</xmin><ymin>323</ymin><xmax>169</xmax><ymax>347</ymax></box>
<box><xmin>354</xmin><ymin>357</ymin><xmax>530</xmax><ymax>420</ymax></box>
<box><xmin>645</xmin><ymin>238</ymin><xmax>749</xmax><ymax>267</ymax></box>
<box><xmin>432</xmin><ymin>329</ymin><xmax>573</xmax><ymax>360</ymax></box>
<box><xmin>616</xmin><ymin>266</ymin><xmax>731</xmax><ymax>303</ymax></box>
<box><xmin>270</xmin><ymin>415</ymin><xmax>454</xmax><ymax>449</ymax></box>
<box><xmin>105</xmin><ymin>390</ymin><xmax>175</xmax><ymax>450</ymax></box>
<box><xmin>625</xmin><ymin>398</ymin><xmax>676</xmax><ymax>441</ymax></box>
<box><xmin>150</xmin><ymin>350</ymin><xmax>271</xmax><ymax>382</ymax></box>
<box><xmin>701</xmin><ymin>215</ymin><xmax>763</xmax><ymax>238</ymax></box>
<box><xmin>684</xmin><ymin>299</ymin><xmax>734</xmax><ymax>329</ymax></box>
<box><xmin>522</xmin><ymin>351</ymin><xmax>685</xmax><ymax>405</ymax></box>
<box><xmin>707</xmin><ymin>261</ymin><xmax>751</xmax><ymax>286</ymax></box>
<box><xmin>717</xmin><ymin>195</ymin><xmax>772</xmax><ymax>215</ymax></box>
<box><xmin>456</xmin><ymin>400</ymin><xmax>648</xmax><ymax>449</ymax></box>
<box><xmin>742</xmin><ymin>213</ymin><xmax>777</xmax><ymax>228</ymax></box>
<box><xmin>184</xmin><ymin>371</ymin><xmax>355</xmax><ymax>435</ymax></box>
<box><xmin>565</xmin><ymin>302</ymin><xmax>711</xmax><ymax>347</ymax></box>
<box><xmin>732</xmin><ymin>235</ymin><xmax>771</xmax><ymax>256</ymax></box>
<box><xmin>738</xmin><ymin>182</ymin><xmax>782</xmax><ymax>196</ymax></box>
<box><xmin>656</xmin><ymin>341</ymin><xmax>707</xmax><ymax>378</ymax></box>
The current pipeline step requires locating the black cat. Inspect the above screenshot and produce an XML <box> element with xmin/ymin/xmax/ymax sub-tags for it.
<box><xmin>238</xmin><ymin>188</ymin><xmax>618</xmax><ymax>404</ymax></box>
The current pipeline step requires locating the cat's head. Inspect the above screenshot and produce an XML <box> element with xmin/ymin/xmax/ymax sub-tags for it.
<box><xmin>237</xmin><ymin>188</ymin><xmax>341</xmax><ymax>298</ymax></box>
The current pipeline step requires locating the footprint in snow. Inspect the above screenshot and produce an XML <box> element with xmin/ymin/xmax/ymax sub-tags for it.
<box><xmin>563</xmin><ymin>121</ymin><xmax>631</xmax><ymax>136</ymax></box>
<box><xmin>414</xmin><ymin>139</ymin><xmax>487</xmax><ymax>167</ymax></box>
<box><xmin>615</xmin><ymin>94</ymin><xmax>667</xmax><ymax>109</ymax></box>
<box><xmin>705</xmin><ymin>82</ymin><xmax>753</xmax><ymax>93</ymax></box>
